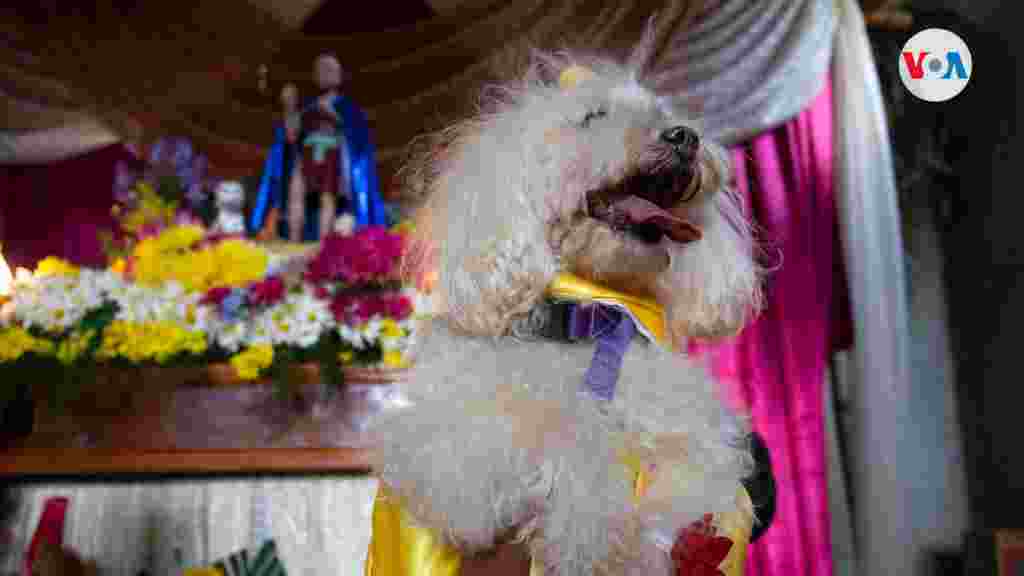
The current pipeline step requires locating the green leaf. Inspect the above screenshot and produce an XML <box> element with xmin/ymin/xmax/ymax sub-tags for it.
<box><xmin>156</xmin><ymin>174</ymin><xmax>183</xmax><ymax>204</ymax></box>
<box><xmin>267</xmin><ymin>348</ymin><xmax>294</xmax><ymax>404</ymax></box>
<box><xmin>80</xmin><ymin>303</ymin><xmax>117</xmax><ymax>334</ymax></box>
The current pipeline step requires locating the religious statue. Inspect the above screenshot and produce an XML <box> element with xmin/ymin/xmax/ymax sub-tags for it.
<box><xmin>250</xmin><ymin>54</ymin><xmax>387</xmax><ymax>242</ymax></box>
<box><xmin>282</xmin><ymin>83</ymin><xmax>300</xmax><ymax>145</ymax></box>
<box><xmin>257</xmin><ymin>64</ymin><xmax>268</xmax><ymax>96</ymax></box>
<box><xmin>252</xmin><ymin>83</ymin><xmax>298</xmax><ymax>240</ymax></box>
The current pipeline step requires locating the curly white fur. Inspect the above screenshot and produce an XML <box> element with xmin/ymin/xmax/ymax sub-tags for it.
<box><xmin>375</xmin><ymin>41</ymin><xmax>761</xmax><ymax>576</ymax></box>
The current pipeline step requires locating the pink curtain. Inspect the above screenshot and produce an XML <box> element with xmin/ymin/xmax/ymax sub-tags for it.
<box><xmin>0</xmin><ymin>143</ymin><xmax>139</xmax><ymax>269</ymax></box>
<box><xmin>691</xmin><ymin>76</ymin><xmax>851</xmax><ymax>576</ymax></box>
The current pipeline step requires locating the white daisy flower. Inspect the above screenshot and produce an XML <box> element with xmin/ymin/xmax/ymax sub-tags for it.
<box><xmin>284</xmin><ymin>290</ymin><xmax>333</xmax><ymax>348</ymax></box>
<box><xmin>15</xmin><ymin>275</ymin><xmax>92</xmax><ymax>332</ymax></box>
<box><xmin>339</xmin><ymin>323</ymin><xmax>368</xmax><ymax>349</ymax></box>
<box><xmin>362</xmin><ymin>318</ymin><xmax>382</xmax><ymax>340</ymax></box>
<box><xmin>111</xmin><ymin>284</ymin><xmax>165</xmax><ymax>324</ymax></box>
<box><xmin>172</xmin><ymin>293</ymin><xmax>213</xmax><ymax>334</ymax></box>
<box><xmin>214</xmin><ymin>320</ymin><xmax>250</xmax><ymax>353</ymax></box>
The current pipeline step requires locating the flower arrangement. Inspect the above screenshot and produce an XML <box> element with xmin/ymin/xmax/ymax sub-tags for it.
<box><xmin>100</xmin><ymin>137</ymin><xmax>214</xmax><ymax>263</ymax></box>
<box><xmin>0</xmin><ymin>221</ymin><xmax>428</xmax><ymax>406</ymax></box>
<box><xmin>100</xmin><ymin>178</ymin><xmax>204</xmax><ymax>263</ymax></box>
<box><xmin>304</xmin><ymin>226</ymin><xmax>418</xmax><ymax>371</ymax></box>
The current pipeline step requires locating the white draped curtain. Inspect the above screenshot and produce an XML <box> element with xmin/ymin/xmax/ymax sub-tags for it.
<box><xmin>3</xmin><ymin>478</ymin><xmax>378</xmax><ymax>575</ymax></box>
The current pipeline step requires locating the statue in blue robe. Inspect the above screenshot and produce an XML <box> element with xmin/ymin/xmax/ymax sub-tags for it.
<box><xmin>249</xmin><ymin>60</ymin><xmax>387</xmax><ymax>241</ymax></box>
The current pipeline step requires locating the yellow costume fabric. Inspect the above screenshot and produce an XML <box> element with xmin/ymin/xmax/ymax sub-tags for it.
<box><xmin>364</xmin><ymin>479</ymin><xmax>750</xmax><ymax>576</ymax></box>
<box><xmin>365</xmin><ymin>274</ymin><xmax>750</xmax><ymax>576</ymax></box>
<box><xmin>545</xmin><ymin>273</ymin><xmax>667</xmax><ymax>345</ymax></box>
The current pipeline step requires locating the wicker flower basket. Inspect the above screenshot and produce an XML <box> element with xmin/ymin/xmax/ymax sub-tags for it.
<box><xmin>341</xmin><ymin>365</ymin><xmax>408</xmax><ymax>385</ymax></box>
<box><xmin>203</xmin><ymin>363</ymin><xmax>406</xmax><ymax>387</ymax></box>
<box><xmin>26</xmin><ymin>362</ymin><xmax>409</xmax><ymax>448</ymax></box>
<box><xmin>203</xmin><ymin>362</ymin><xmax>312</xmax><ymax>388</ymax></box>
<box><xmin>203</xmin><ymin>362</ymin><xmax>408</xmax><ymax>387</ymax></box>
<box><xmin>29</xmin><ymin>364</ymin><xmax>197</xmax><ymax>446</ymax></box>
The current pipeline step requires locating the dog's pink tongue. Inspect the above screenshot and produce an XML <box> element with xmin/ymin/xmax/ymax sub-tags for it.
<box><xmin>612</xmin><ymin>196</ymin><xmax>703</xmax><ymax>243</ymax></box>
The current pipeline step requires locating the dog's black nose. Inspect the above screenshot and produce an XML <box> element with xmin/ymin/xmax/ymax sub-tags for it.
<box><xmin>660</xmin><ymin>125</ymin><xmax>700</xmax><ymax>152</ymax></box>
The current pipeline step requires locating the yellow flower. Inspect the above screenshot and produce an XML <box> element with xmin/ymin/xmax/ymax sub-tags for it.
<box><xmin>209</xmin><ymin>239</ymin><xmax>269</xmax><ymax>288</ymax></box>
<box><xmin>0</xmin><ymin>327</ymin><xmax>55</xmax><ymax>363</ymax></box>
<box><xmin>130</xmin><ymin>226</ymin><xmax>206</xmax><ymax>288</ymax></box>
<box><xmin>110</xmin><ymin>258</ymin><xmax>127</xmax><ymax>275</ymax></box>
<box><xmin>183</xmin><ymin>303</ymin><xmax>198</xmax><ymax>327</ymax></box>
<box><xmin>34</xmin><ymin>257</ymin><xmax>79</xmax><ymax>278</ymax></box>
<box><xmin>56</xmin><ymin>329</ymin><xmax>96</xmax><ymax>365</ymax></box>
<box><xmin>382</xmin><ymin>349</ymin><xmax>409</xmax><ymax>368</ymax></box>
<box><xmin>121</xmin><ymin>191</ymin><xmax>176</xmax><ymax>234</ymax></box>
<box><xmin>390</xmin><ymin>220</ymin><xmax>415</xmax><ymax>236</ymax></box>
<box><xmin>157</xmin><ymin>225</ymin><xmax>205</xmax><ymax>253</ymax></box>
<box><xmin>177</xmin><ymin>248</ymin><xmax>217</xmax><ymax>293</ymax></box>
<box><xmin>379</xmin><ymin>318</ymin><xmax>404</xmax><ymax>339</ymax></box>
<box><xmin>136</xmin><ymin>181</ymin><xmax>157</xmax><ymax>199</ymax></box>
<box><xmin>229</xmin><ymin>344</ymin><xmax>274</xmax><ymax>380</ymax></box>
<box><xmin>184</xmin><ymin>569</ymin><xmax>223</xmax><ymax>576</ymax></box>
<box><xmin>119</xmin><ymin>182</ymin><xmax>178</xmax><ymax>235</ymax></box>
<box><xmin>96</xmin><ymin>320</ymin><xmax>207</xmax><ymax>363</ymax></box>
<box><xmin>131</xmin><ymin>231</ymin><xmax>269</xmax><ymax>293</ymax></box>
<box><xmin>338</xmin><ymin>350</ymin><xmax>354</xmax><ymax>364</ymax></box>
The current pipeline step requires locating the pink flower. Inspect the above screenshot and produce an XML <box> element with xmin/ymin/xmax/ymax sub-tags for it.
<box><xmin>329</xmin><ymin>294</ymin><xmax>363</xmax><ymax>324</ymax></box>
<box><xmin>305</xmin><ymin>226</ymin><xmax>406</xmax><ymax>286</ymax></box>
<box><xmin>137</xmin><ymin>222</ymin><xmax>164</xmax><ymax>240</ymax></box>
<box><xmin>385</xmin><ymin>295</ymin><xmax>413</xmax><ymax>319</ymax></box>
<box><xmin>248</xmin><ymin>276</ymin><xmax>286</xmax><ymax>307</ymax></box>
<box><xmin>201</xmin><ymin>286</ymin><xmax>233</xmax><ymax>307</ymax></box>
<box><xmin>329</xmin><ymin>292</ymin><xmax>413</xmax><ymax>324</ymax></box>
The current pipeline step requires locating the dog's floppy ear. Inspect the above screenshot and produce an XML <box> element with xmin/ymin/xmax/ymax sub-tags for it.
<box><xmin>419</xmin><ymin>117</ymin><xmax>560</xmax><ymax>337</ymax></box>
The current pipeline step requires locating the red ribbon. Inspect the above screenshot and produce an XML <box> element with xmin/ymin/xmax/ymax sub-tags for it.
<box><xmin>671</xmin><ymin>514</ymin><xmax>734</xmax><ymax>576</ymax></box>
<box><xmin>24</xmin><ymin>497</ymin><xmax>68</xmax><ymax>576</ymax></box>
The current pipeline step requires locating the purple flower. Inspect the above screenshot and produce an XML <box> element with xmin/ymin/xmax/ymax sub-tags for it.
<box><xmin>201</xmin><ymin>287</ymin><xmax>233</xmax><ymax>307</ymax></box>
<box><xmin>221</xmin><ymin>289</ymin><xmax>247</xmax><ymax>322</ymax></box>
<box><xmin>113</xmin><ymin>161</ymin><xmax>139</xmax><ymax>204</ymax></box>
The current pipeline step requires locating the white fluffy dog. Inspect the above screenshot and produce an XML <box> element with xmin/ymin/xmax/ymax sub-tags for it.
<box><xmin>372</xmin><ymin>38</ymin><xmax>763</xmax><ymax>576</ymax></box>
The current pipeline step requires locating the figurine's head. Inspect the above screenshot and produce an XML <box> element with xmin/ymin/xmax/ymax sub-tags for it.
<box><xmin>214</xmin><ymin>180</ymin><xmax>245</xmax><ymax>211</ymax></box>
<box><xmin>314</xmin><ymin>54</ymin><xmax>343</xmax><ymax>92</ymax></box>
<box><xmin>281</xmin><ymin>83</ymin><xmax>298</xmax><ymax>111</ymax></box>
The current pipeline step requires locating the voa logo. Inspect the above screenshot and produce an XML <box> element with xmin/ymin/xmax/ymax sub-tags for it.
<box><xmin>899</xmin><ymin>28</ymin><xmax>972</xmax><ymax>102</ymax></box>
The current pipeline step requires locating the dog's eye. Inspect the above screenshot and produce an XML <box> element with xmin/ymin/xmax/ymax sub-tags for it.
<box><xmin>579</xmin><ymin>107</ymin><xmax>608</xmax><ymax>129</ymax></box>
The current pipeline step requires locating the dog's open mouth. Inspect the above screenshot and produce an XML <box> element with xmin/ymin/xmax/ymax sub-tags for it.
<box><xmin>585</xmin><ymin>164</ymin><xmax>703</xmax><ymax>245</ymax></box>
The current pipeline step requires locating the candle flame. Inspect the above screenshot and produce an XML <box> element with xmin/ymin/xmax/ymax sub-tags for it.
<box><xmin>0</xmin><ymin>251</ymin><xmax>11</xmax><ymax>297</ymax></box>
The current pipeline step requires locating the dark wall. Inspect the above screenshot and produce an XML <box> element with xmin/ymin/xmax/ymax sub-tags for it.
<box><xmin>921</xmin><ymin>0</ymin><xmax>1022</xmax><ymax>561</ymax></box>
<box><xmin>300</xmin><ymin>0</ymin><xmax>435</xmax><ymax>35</ymax></box>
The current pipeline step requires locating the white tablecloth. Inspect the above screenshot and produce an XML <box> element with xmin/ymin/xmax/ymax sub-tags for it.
<box><xmin>3</xmin><ymin>477</ymin><xmax>378</xmax><ymax>575</ymax></box>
